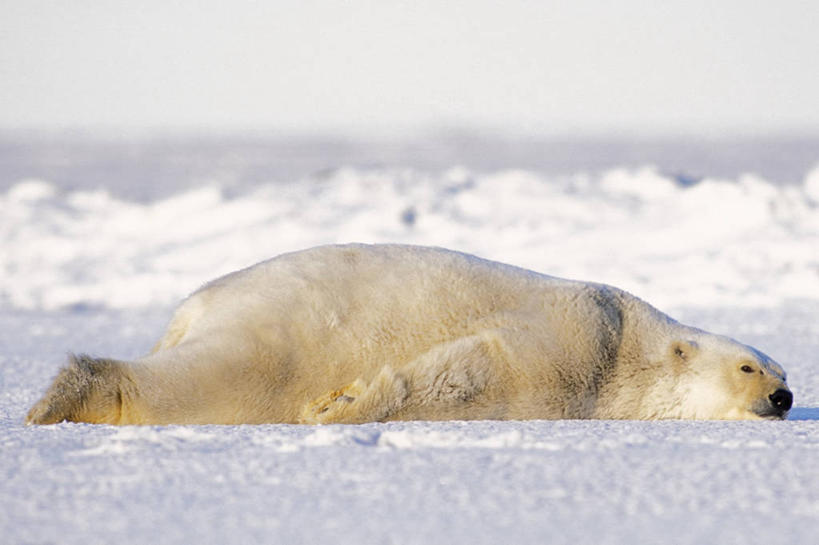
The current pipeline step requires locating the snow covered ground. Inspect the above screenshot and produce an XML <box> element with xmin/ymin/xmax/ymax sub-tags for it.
<box><xmin>1</xmin><ymin>134</ymin><xmax>818</xmax><ymax>544</ymax></box>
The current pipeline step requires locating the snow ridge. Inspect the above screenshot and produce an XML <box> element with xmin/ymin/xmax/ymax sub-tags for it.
<box><xmin>3</xmin><ymin>165</ymin><xmax>818</xmax><ymax>310</ymax></box>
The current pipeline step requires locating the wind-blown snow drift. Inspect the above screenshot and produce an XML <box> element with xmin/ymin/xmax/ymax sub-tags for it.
<box><xmin>3</xmin><ymin>165</ymin><xmax>818</xmax><ymax>310</ymax></box>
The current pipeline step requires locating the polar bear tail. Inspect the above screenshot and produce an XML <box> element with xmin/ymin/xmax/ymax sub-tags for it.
<box><xmin>25</xmin><ymin>354</ymin><xmax>130</xmax><ymax>425</ymax></box>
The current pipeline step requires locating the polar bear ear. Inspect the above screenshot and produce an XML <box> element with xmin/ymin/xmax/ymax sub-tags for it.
<box><xmin>671</xmin><ymin>340</ymin><xmax>698</xmax><ymax>362</ymax></box>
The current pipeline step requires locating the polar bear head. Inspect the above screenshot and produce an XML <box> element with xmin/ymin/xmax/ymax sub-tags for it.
<box><xmin>671</xmin><ymin>335</ymin><xmax>792</xmax><ymax>420</ymax></box>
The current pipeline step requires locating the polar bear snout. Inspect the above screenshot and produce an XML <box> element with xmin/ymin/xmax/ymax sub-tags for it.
<box><xmin>751</xmin><ymin>387</ymin><xmax>793</xmax><ymax>419</ymax></box>
<box><xmin>768</xmin><ymin>389</ymin><xmax>793</xmax><ymax>414</ymax></box>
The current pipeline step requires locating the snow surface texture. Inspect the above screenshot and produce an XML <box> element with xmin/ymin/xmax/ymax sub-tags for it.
<box><xmin>2</xmin><ymin>143</ymin><xmax>819</xmax><ymax>544</ymax></box>
<box><xmin>2</xmin><ymin>306</ymin><xmax>818</xmax><ymax>545</ymax></box>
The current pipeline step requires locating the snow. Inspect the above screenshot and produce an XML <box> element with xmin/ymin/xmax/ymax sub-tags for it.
<box><xmin>2</xmin><ymin>164</ymin><xmax>818</xmax><ymax>311</ymax></box>
<box><xmin>4</xmin><ymin>417</ymin><xmax>819</xmax><ymax>545</ymax></box>
<box><xmin>1</xmin><ymin>136</ymin><xmax>818</xmax><ymax>544</ymax></box>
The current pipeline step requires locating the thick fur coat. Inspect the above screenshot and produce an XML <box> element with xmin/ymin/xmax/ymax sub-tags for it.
<box><xmin>26</xmin><ymin>244</ymin><xmax>792</xmax><ymax>425</ymax></box>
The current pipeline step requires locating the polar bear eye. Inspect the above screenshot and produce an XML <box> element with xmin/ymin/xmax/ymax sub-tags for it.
<box><xmin>740</xmin><ymin>365</ymin><xmax>755</xmax><ymax>374</ymax></box>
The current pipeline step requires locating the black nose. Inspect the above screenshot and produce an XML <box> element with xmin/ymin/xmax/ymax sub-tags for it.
<box><xmin>769</xmin><ymin>389</ymin><xmax>793</xmax><ymax>412</ymax></box>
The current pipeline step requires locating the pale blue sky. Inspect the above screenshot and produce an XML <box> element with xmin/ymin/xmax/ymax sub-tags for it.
<box><xmin>2</xmin><ymin>0</ymin><xmax>817</xmax><ymax>135</ymax></box>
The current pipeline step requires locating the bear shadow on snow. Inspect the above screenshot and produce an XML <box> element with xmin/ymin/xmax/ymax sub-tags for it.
<box><xmin>787</xmin><ymin>407</ymin><xmax>819</xmax><ymax>420</ymax></box>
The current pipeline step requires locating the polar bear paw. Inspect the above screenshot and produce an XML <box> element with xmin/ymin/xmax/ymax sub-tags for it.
<box><xmin>300</xmin><ymin>380</ymin><xmax>366</xmax><ymax>424</ymax></box>
<box><xmin>299</xmin><ymin>366</ymin><xmax>409</xmax><ymax>424</ymax></box>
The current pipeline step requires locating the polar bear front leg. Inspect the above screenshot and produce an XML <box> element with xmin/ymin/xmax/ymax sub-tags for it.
<box><xmin>299</xmin><ymin>365</ymin><xmax>409</xmax><ymax>424</ymax></box>
<box><xmin>299</xmin><ymin>333</ymin><xmax>500</xmax><ymax>424</ymax></box>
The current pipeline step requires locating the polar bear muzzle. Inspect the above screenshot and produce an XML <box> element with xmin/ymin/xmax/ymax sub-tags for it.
<box><xmin>766</xmin><ymin>388</ymin><xmax>793</xmax><ymax>418</ymax></box>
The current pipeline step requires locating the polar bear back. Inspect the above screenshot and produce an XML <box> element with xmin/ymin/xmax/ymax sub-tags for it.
<box><xmin>167</xmin><ymin>244</ymin><xmax>616</xmax><ymax>352</ymax></box>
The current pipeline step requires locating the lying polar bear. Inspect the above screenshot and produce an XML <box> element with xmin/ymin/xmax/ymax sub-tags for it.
<box><xmin>26</xmin><ymin>244</ymin><xmax>792</xmax><ymax>425</ymax></box>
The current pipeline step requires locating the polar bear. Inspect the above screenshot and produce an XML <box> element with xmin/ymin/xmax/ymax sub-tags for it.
<box><xmin>26</xmin><ymin>244</ymin><xmax>792</xmax><ymax>425</ymax></box>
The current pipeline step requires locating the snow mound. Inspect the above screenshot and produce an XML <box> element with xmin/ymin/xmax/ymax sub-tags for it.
<box><xmin>2</xmin><ymin>166</ymin><xmax>818</xmax><ymax>310</ymax></box>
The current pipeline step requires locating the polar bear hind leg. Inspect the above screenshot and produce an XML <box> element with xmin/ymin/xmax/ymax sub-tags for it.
<box><xmin>25</xmin><ymin>354</ymin><xmax>128</xmax><ymax>425</ymax></box>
